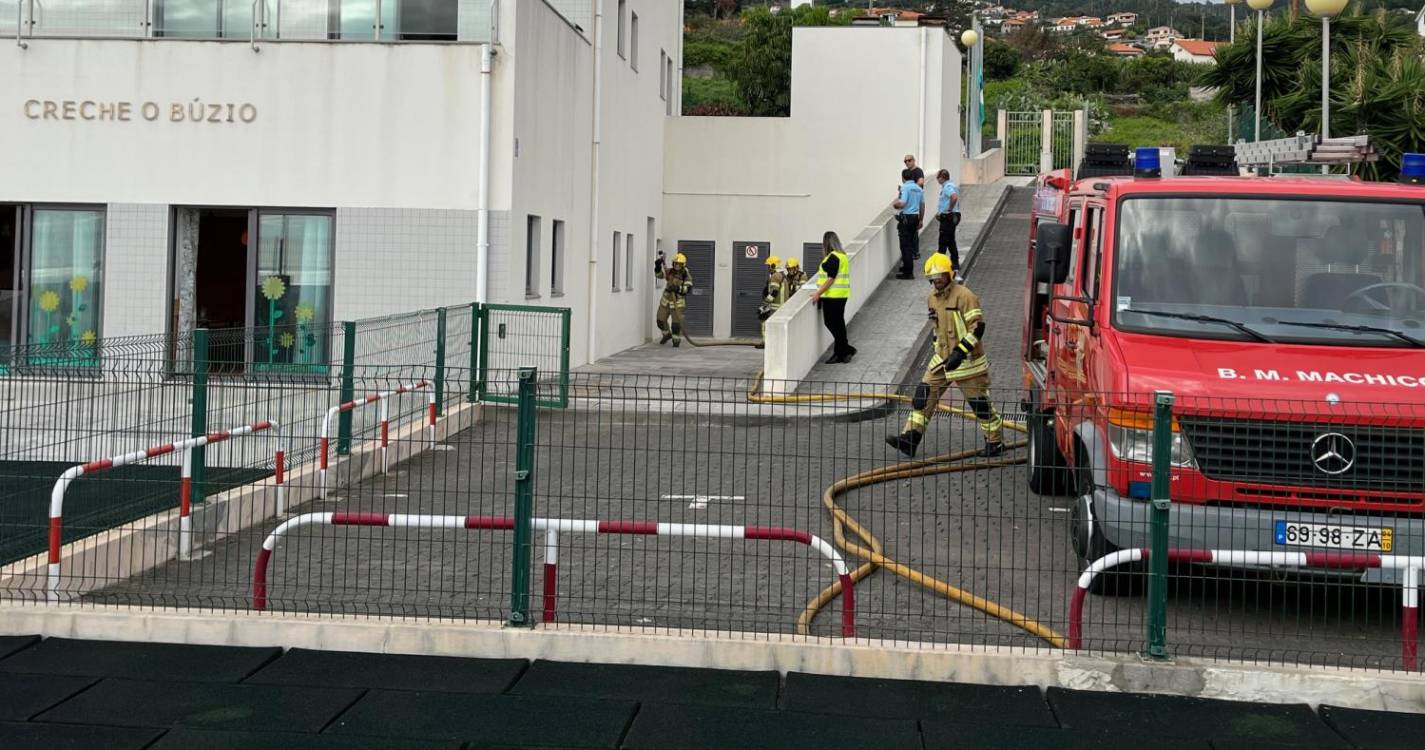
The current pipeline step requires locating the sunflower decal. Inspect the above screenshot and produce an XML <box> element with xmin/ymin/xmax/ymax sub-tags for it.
<box><xmin>294</xmin><ymin>304</ymin><xmax>315</xmax><ymax>323</ymax></box>
<box><xmin>260</xmin><ymin>276</ymin><xmax>287</xmax><ymax>301</ymax></box>
<box><xmin>80</xmin><ymin>330</ymin><xmax>97</xmax><ymax>346</ymax></box>
<box><xmin>279</xmin><ymin>332</ymin><xmax>295</xmax><ymax>349</ymax></box>
<box><xmin>69</xmin><ymin>276</ymin><xmax>89</xmax><ymax>293</ymax></box>
<box><xmin>37</xmin><ymin>290</ymin><xmax>60</xmax><ymax>312</ymax></box>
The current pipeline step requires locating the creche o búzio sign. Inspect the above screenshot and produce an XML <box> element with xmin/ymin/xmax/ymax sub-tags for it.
<box><xmin>23</xmin><ymin>98</ymin><xmax>258</xmax><ymax>124</ymax></box>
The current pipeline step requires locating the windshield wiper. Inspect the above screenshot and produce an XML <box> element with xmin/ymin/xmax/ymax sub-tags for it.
<box><xmin>1277</xmin><ymin>320</ymin><xmax>1425</xmax><ymax>348</ymax></box>
<box><xmin>1121</xmin><ymin>309</ymin><xmax>1274</xmax><ymax>343</ymax></box>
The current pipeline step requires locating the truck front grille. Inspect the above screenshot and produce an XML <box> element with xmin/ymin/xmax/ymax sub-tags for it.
<box><xmin>1179</xmin><ymin>417</ymin><xmax>1425</xmax><ymax>494</ymax></box>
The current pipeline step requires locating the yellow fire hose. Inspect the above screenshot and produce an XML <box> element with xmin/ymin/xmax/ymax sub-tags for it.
<box><xmin>746</xmin><ymin>374</ymin><xmax>1068</xmax><ymax>649</ymax></box>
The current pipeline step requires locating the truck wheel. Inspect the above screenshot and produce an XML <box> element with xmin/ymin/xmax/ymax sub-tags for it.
<box><xmin>1071</xmin><ymin>449</ymin><xmax>1143</xmax><ymax>597</ymax></box>
<box><xmin>1027</xmin><ymin>407</ymin><xmax>1072</xmax><ymax>496</ymax></box>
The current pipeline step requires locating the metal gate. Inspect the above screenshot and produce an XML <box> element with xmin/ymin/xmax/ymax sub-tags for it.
<box><xmin>476</xmin><ymin>303</ymin><xmax>571</xmax><ymax>408</ymax></box>
<box><xmin>676</xmin><ymin>240</ymin><xmax>715</xmax><ymax>337</ymax></box>
<box><xmin>732</xmin><ymin>241</ymin><xmax>770</xmax><ymax>338</ymax></box>
<box><xmin>1004</xmin><ymin>111</ymin><xmax>1043</xmax><ymax>176</ymax></box>
<box><xmin>1003</xmin><ymin>111</ymin><xmax>1079</xmax><ymax>175</ymax></box>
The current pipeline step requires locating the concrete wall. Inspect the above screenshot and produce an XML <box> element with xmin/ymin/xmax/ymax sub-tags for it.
<box><xmin>662</xmin><ymin>26</ymin><xmax>962</xmax><ymax>339</ymax></box>
<box><xmin>961</xmin><ymin>148</ymin><xmax>1006</xmax><ymax>186</ymax></box>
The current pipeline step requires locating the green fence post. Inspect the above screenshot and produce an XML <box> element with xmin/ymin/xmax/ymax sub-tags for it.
<box><xmin>190</xmin><ymin>328</ymin><xmax>209</xmax><ymax>507</ymax></box>
<box><xmin>476</xmin><ymin>305</ymin><xmax>491</xmax><ymax>402</ymax></box>
<box><xmin>467</xmin><ymin>303</ymin><xmax>481</xmax><ymax>403</ymax></box>
<box><xmin>1145</xmin><ymin>390</ymin><xmax>1174</xmax><ymax>661</ymax></box>
<box><xmin>434</xmin><ymin>307</ymin><xmax>447</xmax><ymax>417</ymax></box>
<box><xmin>558</xmin><ymin>309</ymin><xmax>572</xmax><ymax>408</ymax></box>
<box><xmin>508</xmin><ymin>367</ymin><xmax>539</xmax><ymax>627</ymax></box>
<box><xmin>337</xmin><ymin>321</ymin><xmax>356</xmax><ymax>455</ymax></box>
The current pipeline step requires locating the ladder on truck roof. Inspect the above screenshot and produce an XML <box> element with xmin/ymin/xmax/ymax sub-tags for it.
<box><xmin>1233</xmin><ymin>133</ymin><xmax>1378</xmax><ymax>171</ymax></box>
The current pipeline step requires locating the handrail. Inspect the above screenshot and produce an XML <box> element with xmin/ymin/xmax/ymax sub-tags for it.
<box><xmin>47</xmin><ymin>419</ymin><xmax>284</xmax><ymax>601</ymax></box>
<box><xmin>251</xmin><ymin>513</ymin><xmax>857</xmax><ymax>637</ymax></box>
<box><xmin>317</xmin><ymin>380</ymin><xmax>434</xmax><ymax>498</ymax></box>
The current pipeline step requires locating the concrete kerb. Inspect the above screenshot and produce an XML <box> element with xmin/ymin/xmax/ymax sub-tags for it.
<box><xmin>0</xmin><ymin>402</ymin><xmax>482</xmax><ymax>601</ymax></box>
<box><xmin>1</xmin><ymin>604</ymin><xmax>1421</xmax><ymax>714</ymax></box>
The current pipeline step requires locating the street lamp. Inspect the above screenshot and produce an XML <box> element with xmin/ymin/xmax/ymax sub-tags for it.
<box><xmin>1305</xmin><ymin>0</ymin><xmax>1348</xmax><ymax>141</ymax></box>
<box><xmin>1247</xmin><ymin>0</ymin><xmax>1274</xmax><ymax>142</ymax></box>
<box><xmin>1226</xmin><ymin>0</ymin><xmax>1243</xmax><ymax>142</ymax></box>
<box><xmin>961</xmin><ymin>27</ymin><xmax>981</xmax><ymax>159</ymax></box>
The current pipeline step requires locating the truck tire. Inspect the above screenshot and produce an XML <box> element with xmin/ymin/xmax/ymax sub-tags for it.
<box><xmin>1071</xmin><ymin>448</ymin><xmax>1143</xmax><ymax>596</ymax></box>
<box><xmin>1026</xmin><ymin>399</ymin><xmax>1072</xmax><ymax>496</ymax></box>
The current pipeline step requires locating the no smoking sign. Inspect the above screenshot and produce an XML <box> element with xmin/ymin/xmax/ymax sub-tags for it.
<box><xmin>744</xmin><ymin>245</ymin><xmax>759</xmax><ymax>259</ymax></box>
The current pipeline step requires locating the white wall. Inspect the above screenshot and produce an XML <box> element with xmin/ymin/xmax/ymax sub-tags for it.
<box><xmin>0</xmin><ymin>40</ymin><xmax>500</xmax><ymax>211</ymax></box>
<box><xmin>662</xmin><ymin>26</ymin><xmax>962</xmax><ymax>338</ymax></box>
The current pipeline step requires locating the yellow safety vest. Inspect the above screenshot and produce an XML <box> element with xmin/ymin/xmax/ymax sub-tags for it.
<box><xmin>818</xmin><ymin>250</ymin><xmax>851</xmax><ymax>300</ymax></box>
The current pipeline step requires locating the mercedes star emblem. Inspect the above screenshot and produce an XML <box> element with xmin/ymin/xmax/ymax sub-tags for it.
<box><xmin>1311</xmin><ymin>432</ymin><xmax>1356</xmax><ymax>475</ymax></box>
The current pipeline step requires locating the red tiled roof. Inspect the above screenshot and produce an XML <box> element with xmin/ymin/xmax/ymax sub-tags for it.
<box><xmin>1107</xmin><ymin>43</ymin><xmax>1144</xmax><ymax>56</ymax></box>
<box><xmin>1173</xmin><ymin>39</ymin><xmax>1223</xmax><ymax>57</ymax></box>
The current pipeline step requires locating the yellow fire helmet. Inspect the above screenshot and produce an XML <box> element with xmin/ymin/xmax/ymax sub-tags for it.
<box><xmin>924</xmin><ymin>253</ymin><xmax>954</xmax><ymax>278</ymax></box>
<box><xmin>673</xmin><ymin>253</ymin><xmax>687</xmax><ymax>264</ymax></box>
<box><xmin>787</xmin><ymin>257</ymin><xmax>801</xmax><ymax>268</ymax></box>
<box><xmin>766</xmin><ymin>255</ymin><xmax>782</xmax><ymax>267</ymax></box>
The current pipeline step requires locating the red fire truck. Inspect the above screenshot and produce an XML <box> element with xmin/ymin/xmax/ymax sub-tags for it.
<box><xmin>1022</xmin><ymin>138</ymin><xmax>1425</xmax><ymax>582</ymax></box>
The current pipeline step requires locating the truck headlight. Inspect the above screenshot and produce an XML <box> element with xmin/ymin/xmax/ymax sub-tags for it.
<box><xmin>1106</xmin><ymin>409</ymin><xmax>1197</xmax><ymax>469</ymax></box>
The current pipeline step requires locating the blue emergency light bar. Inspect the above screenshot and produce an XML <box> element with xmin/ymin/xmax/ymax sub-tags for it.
<box><xmin>1402</xmin><ymin>153</ymin><xmax>1425</xmax><ymax>185</ymax></box>
<box><xmin>1134</xmin><ymin>147</ymin><xmax>1161</xmax><ymax>178</ymax></box>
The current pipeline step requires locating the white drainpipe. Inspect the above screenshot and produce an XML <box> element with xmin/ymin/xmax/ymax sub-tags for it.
<box><xmin>585</xmin><ymin>0</ymin><xmax>604</xmax><ymax>363</ymax></box>
<box><xmin>477</xmin><ymin>38</ymin><xmax>494</xmax><ymax>305</ymax></box>
<box><xmin>917</xmin><ymin>26</ymin><xmax>927</xmax><ymax>166</ymax></box>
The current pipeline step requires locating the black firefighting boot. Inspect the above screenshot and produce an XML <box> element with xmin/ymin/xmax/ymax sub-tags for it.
<box><xmin>977</xmin><ymin>441</ymin><xmax>1005</xmax><ymax>458</ymax></box>
<box><xmin>659</xmin><ymin>333</ymin><xmax>672</xmax><ymax>345</ymax></box>
<box><xmin>885</xmin><ymin>430</ymin><xmax>922</xmax><ymax>458</ymax></box>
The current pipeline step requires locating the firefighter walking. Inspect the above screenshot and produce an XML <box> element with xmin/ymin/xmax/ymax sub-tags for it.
<box><xmin>783</xmin><ymin>257</ymin><xmax>807</xmax><ymax>298</ymax></box>
<box><xmin>756</xmin><ymin>256</ymin><xmax>786</xmax><ymax>349</ymax></box>
<box><xmin>886</xmin><ymin>254</ymin><xmax>1004</xmax><ymax>459</ymax></box>
<box><xmin>656</xmin><ymin>253</ymin><xmax>693</xmax><ymax>347</ymax></box>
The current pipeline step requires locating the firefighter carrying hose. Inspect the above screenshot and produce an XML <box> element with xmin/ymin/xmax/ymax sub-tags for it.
<box><xmin>756</xmin><ymin>256</ymin><xmax>786</xmax><ymax>350</ymax></box>
<box><xmin>886</xmin><ymin>253</ymin><xmax>1004</xmax><ymax>459</ymax></box>
<box><xmin>657</xmin><ymin>253</ymin><xmax>694</xmax><ymax>347</ymax></box>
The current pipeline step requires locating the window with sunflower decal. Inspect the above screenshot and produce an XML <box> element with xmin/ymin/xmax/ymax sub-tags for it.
<box><xmin>255</xmin><ymin>213</ymin><xmax>332</xmax><ymax>371</ymax></box>
<box><xmin>26</xmin><ymin>208</ymin><xmax>104</xmax><ymax>365</ymax></box>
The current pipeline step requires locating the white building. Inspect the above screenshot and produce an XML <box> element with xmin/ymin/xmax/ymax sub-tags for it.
<box><xmin>1</xmin><ymin>0</ymin><xmax>680</xmax><ymax>368</ymax></box>
<box><xmin>1170</xmin><ymin>38</ymin><xmax>1223</xmax><ymax>64</ymax></box>
<box><xmin>1108</xmin><ymin>12</ymin><xmax>1138</xmax><ymax>26</ymax></box>
<box><xmin>1145</xmin><ymin>25</ymin><xmax>1181</xmax><ymax>48</ymax></box>
<box><xmin>1</xmin><ymin>1</ymin><xmax>966</xmax><ymax>368</ymax></box>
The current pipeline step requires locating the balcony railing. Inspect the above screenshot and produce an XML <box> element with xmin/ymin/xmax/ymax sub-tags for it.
<box><xmin>6</xmin><ymin>0</ymin><xmax>493</xmax><ymax>46</ymax></box>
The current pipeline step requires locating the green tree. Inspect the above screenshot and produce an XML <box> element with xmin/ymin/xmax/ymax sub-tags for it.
<box><xmin>725</xmin><ymin>6</ymin><xmax>850</xmax><ymax>117</ymax></box>
<box><xmin>984</xmin><ymin>40</ymin><xmax>1022</xmax><ymax>80</ymax></box>
<box><xmin>1202</xmin><ymin>6</ymin><xmax>1425</xmax><ymax>178</ymax></box>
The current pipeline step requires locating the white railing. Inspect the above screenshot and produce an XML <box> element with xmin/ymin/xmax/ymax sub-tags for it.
<box><xmin>6</xmin><ymin>0</ymin><xmax>494</xmax><ymax>45</ymax></box>
<box><xmin>761</xmin><ymin>202</ymin><xmax>902</xmax><ymax>392</ymax></box>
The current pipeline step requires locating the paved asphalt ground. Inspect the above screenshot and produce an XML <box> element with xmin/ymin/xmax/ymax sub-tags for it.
<box><xmin>0</xmin><ymin>636</ymin><xmax>1419</xmax><ymax>749</ymax></box>
<box><xmin>93</xmin><ymin>188</ymin><xmax>1416</xmax><ymax>669</ymax></box>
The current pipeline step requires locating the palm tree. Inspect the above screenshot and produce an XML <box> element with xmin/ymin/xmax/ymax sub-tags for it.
<box><xmin>1202</xmin><ymin>6</ymin><xmax>1425</xmax><ymax>179</ymax></box>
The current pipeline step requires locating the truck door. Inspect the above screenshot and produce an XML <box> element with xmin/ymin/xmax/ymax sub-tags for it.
<box><xmin>1048</xmin><ymin>200</ymin><xmax>1100</xmax><ymax>408</ymax></box>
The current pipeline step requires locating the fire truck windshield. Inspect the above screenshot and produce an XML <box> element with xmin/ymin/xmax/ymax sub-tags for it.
<box><xmin>1113</xmin><ymin>196</ymin><xmax>1425</xmax><ymax>347</ymax></box>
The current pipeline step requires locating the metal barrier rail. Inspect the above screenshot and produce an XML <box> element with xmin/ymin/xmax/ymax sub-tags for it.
<box><xmin>318</xmin><ymin>380</ymin><xmax>433</xmax><ymax>499</ymax></box>
<box><xmin>47</xmin><ymin>419</ymin><xmax>284</xmax><ymax>601</ymax></box>
<box><xmin>251</xmin><ymin>512</ymin><xmax>857</xmax><ymax>637</ymax></box>
<box><xmin>1069</xmin><ymin>548</ymin><xmax>1425</xmax><ymax>671</ymax></box>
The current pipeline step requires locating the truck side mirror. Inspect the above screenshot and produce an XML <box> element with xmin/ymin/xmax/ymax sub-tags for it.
<box><xmin>1034</xmin><ymin>222</ymin><xmax>1072</xmax><ymax>284</ymax></box>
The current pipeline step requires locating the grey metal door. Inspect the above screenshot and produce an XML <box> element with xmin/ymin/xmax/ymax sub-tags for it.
<box><xmin>676</xmin><ymin>240</ymin><xmax>714</xmax><ymax>337</ymax></box>
<box><xmin>732</xmin><ymin>241</ymin><xmax>770</xmax><ymax>338</ymax></box>
<box><xmin>1004</xmin><ymin>111</ymin><xmax>1042</xmax><ymax>176</ymax></box>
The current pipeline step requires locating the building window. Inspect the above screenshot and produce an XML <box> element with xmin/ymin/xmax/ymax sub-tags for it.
<box><xmin>525</xmin><ymin>215</ymin><xmax>542</xmax><ymax>298</ymax></box>
<box><xmin>254</xmin><ymin>212</ymin><xmax>333</xmax><ymax>371</ymax></box>
<box><xmin>24</xmin><ymin>207</ymin><xmax>105</xmax><ymax>364</ymax></box>
<box><xmin>642</xmin><ymin>219</ymin><xmax>655</xmax><ymax>290</ymax></box>
<box><xmin>655</xmin><ymin>49</ymin><xmax>666</xmax><ymax>98</ymax></box>
<box><xmin>616</xmin><ymin>0</ymin><xmax>627</xmax><ymax>59</ymax></box>
<box><xmin>666</xmin><ymin>55</ymin><xmax>675</xmax><ymax>115</ymax></box>
<box><xmin>612</xmin><ymin>231</ymin><xmax>622</xmax><ymax>292</ymax></box>
<box><xmin>630</xmin><ymin>12</ymin><xmax>639</xmax><ymax>70</ymax></box>
<box><xmin>550</xmin><ymin>219</ymin><xmax>565</xmax><ymax>296</ymax></box>
<box><xmin>624</xmin><ymin>233</ymin><xmax>634</xmax><ymax>291</ymax></box>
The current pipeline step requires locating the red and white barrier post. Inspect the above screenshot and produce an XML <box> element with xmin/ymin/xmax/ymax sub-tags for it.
<box><xmin>1068</xmin><ymin>548</ymin><xmax>1425</xmax><ymax>671</ymax></box>
<box><xmin>319</xmin><ymin>380</ymin><xmax>430</xmax><ymax>498</ymax></box>
<box><xmin>252</xmin><ymin>513</ymin><xmax>856</xmax><ymax>637</ymax></box>
<box><xmin>47</xmin><ymin>419</ymin><xmax>282</xmax><ymax>602</ymax></box>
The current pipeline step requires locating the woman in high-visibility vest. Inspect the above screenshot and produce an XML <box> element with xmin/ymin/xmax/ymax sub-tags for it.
<box><xmin>810</xmin><ymin>231</ymin><xmax>855</xmax><ymax>364</ymax></box>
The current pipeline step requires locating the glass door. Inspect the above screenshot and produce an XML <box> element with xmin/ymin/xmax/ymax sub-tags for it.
<box><xmin>252</xmin><ymin>211</ymin><xmax>333</xmax><ymax>373</ymax></box>
<box><xmin>0</xmin><ymin>206</ymin><xmax>18</xmax><ymax>370</ymax></box>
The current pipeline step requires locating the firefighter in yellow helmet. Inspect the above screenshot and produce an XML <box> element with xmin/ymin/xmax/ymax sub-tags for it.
<box><xmin>755</xmin><ymin>256</ymin><xmax>785</xmax><ymax>350</ymax></box>
<box><xmin>887</xmin><ymin>253</ymin><xmax>1004</xmax><ymax>458</ymax></box>
<box><xmin>656</xmin><ymin>252</ymin><xmax>693</xmax><ymax>347</ymax></box>
<box><xmin>783</xmin><ymin>257</ymin><xmax>807</xmax><ymax>298</ymax></box>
